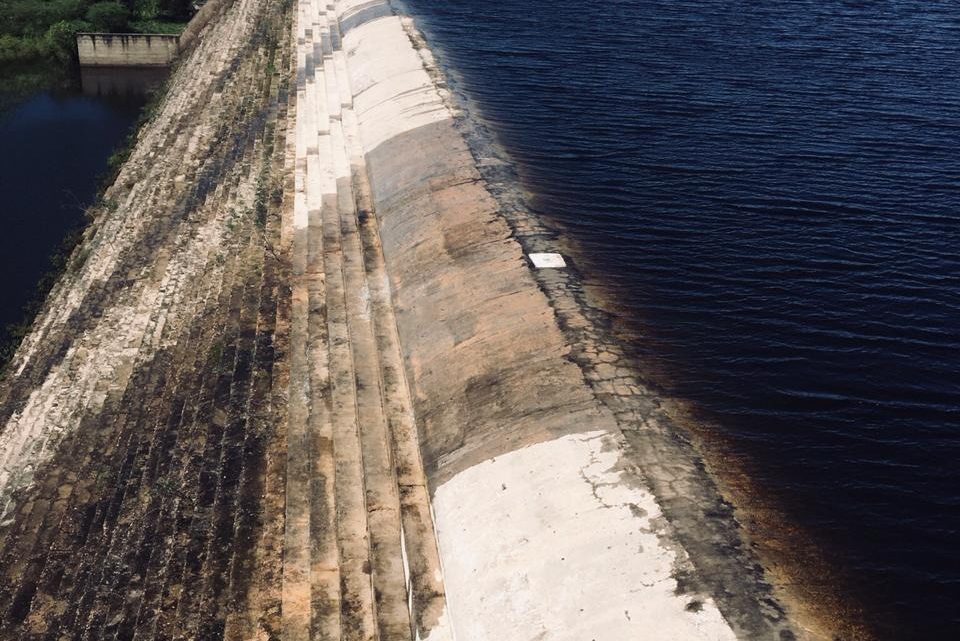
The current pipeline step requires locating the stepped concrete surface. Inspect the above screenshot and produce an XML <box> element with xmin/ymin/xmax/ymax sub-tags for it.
<box><xmin>0</xmin><ymin>0</ymin><xmax>830</xmax><ymax>639</ymax></box>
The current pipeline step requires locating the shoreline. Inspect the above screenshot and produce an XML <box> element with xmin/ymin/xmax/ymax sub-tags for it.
<box><xmin>394</xmin><ymin>6</ymin><xmax>878</xmax><ymax>639</ymax></box>
<box><xmin>0</xmin><ymin>67</ymin><xmax>169</xmax><ymax>375</ymax></box>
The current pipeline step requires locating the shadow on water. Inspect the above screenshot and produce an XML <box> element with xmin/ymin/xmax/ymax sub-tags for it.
<box><xmin>0</xmin><ymin>65</ymin><xmax>167</xmax><ymax>363</ymax></box>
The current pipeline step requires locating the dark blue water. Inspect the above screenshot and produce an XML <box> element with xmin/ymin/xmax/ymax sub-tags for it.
<box><xmin>400</xmin><ymin>0</ymin><xmax>960</xmax><ymax>637</ymax></box>
<box><xmin>0</xmin><ymin>87</ymin><xmax>147</xmax><ymax>335</ymax></box>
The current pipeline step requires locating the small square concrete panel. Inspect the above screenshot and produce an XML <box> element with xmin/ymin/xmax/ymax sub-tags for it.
<box><xmin>528</xmin><ymin>252</ymin><xmax>567</xmax><ymax>269</ymax></box>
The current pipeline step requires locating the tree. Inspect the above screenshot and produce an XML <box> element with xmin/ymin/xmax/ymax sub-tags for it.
<box><xmin>85</xmin><ymin>2</ymin><xmax>131</xmax><ymax>32</ymax></box>
<box><xmin>45</xmin><ymin>19</ymin><xmax>92</xmax><ymax>61</ymax></box>
<box><xmin>158</xmin><ymin>0</ymin><xmax>192</xmax><ymax>21</ymax></box>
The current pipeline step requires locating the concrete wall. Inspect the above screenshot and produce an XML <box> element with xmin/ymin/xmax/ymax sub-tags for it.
<box><xmin>76</xmin><ymin>33</ymin><xmax>179</xmax><ymax>67</ymax></box>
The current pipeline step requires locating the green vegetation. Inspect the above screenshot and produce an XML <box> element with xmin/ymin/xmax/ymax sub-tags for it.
<box><xmin>85</xmin><ymin>2</ymin><xmax>132</xmax><ymax>32</ymax></box>
<box><xmin>128</xmin><ymin>18</ymin><xmax>187</xmax><ymax>34</ymax></box>
<box><xmin>0</xmin><ymin>1</ymin><xmax>191</xmax><ymax>67</ymax></box>
<box><xmin>0</xmin><ymin>0</ymin><xmax>191</xmax><ymax>112</ymax></box>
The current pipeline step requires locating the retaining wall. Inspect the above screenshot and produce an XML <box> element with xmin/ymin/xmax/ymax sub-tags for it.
<box><xmin>76</xmin><ymin>33</ymin><xmax>179</xmax><ymax>67</ymax></box>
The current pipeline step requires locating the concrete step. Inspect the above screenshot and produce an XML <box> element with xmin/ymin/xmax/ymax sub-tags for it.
<box><xmin>305</xmin><ymin>6</ymin><xmax>342</xmax><ymax>635</ymax></box>
<box><xmin>308</xmin><ymin>23</ymin><xmax>388</xmax><ymax>638</ymax></box>
<box><xmin>27</xmin><ymin>212</ymin><xmax>244</xmax><ymax>639</ymax></box>
<box><xmin>282</xmin><ymin>29</ymin><xmax>316</xmax><ymax>641</ymax></box>
<box><xmin>272</xmin><ymin>2</ymin><xmax>453</xmax><ymax>637</ymax></box>
<box><xmin>316</xmin><ymin>6</ymin><xmax>369</xmax><ymax>640</ymax></box>
<box><xmin>282</xmin><ymin>2</ymin><xmax>331</xmax><ymax>640</ymax></box>
<box><xmin>331</xmin><ymin>3</ymin><xmax>452</xmax><ymax>634</ymax></box>
<box><xmin>49</xmin><ymin>208</ymin><xmax>238</xmax><ymax>639</ymax></box>
<box><xmin>323</xmin><ymin>20</ymin><xmax>414</xmax><ymax>639</ymax></box>
<box><xmin>222</xmin><ymin>58</ymin><xmax>294</xmax><ymax>641</ymax></box>
<box><xmin>80</xmin><ymin>191</ymin><xmax>260</xmax><ymax>639</ymax></box>
<box><xmin>126</xmin><ymin>250</ymin><xmax>244</xmax><ymax>641</ymax></box>
<box><xmin>340</xmin><ymin>90</ymin><xmax>452</xmax><ymax>641</ymax></box>
<box><xmin>281</xmin><ymin>0</ymin><xmax>312</xmax><ymax>641</ymax></box>
<box><xmin>72</xmin><ymin>17</ymin><xmax>284</xmax><ymax>627</ymax></box>
<box><xmin>154</xmin><ymin>50</ymin><xmax>290</xmax><ymax>641</ymax></box>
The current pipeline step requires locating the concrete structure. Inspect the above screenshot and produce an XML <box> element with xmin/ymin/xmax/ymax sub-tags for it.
<box><xmin>76</xmin><ymin>0</ymin><xmax>229</xmax><ymax>68</ymax></box>
<box><xmin>76</xmin><ymin>33</ymin><xmax>180</xmax><ymax>67</ymax></box>
<box><xmin>0</xmin><ymin>0</ymin><xmax>850</xmax><ymax>639</ymax></box>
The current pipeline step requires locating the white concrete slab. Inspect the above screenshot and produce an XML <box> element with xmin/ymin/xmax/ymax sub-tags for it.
<box><xmin>431</xmin><ymin>431</ymin><xmax>738</xmax><ymax>641</ymax></box>
<box><xmin>528</xmin><ymin>252</ymin><xmax>567</xmax><ymax>269</ymax></box>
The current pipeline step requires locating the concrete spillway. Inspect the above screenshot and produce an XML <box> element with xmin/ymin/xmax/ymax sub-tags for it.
<box><xmin>0</xmin><ymin>0</ymin><xmax>815</xmax><ymax>639</ymax></box>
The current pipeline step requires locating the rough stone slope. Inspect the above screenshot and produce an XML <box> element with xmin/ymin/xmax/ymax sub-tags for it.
<box><xmin>0</xmin><ymin>0</ymin><xmax>294</xmax><ymax>637</ymax></box>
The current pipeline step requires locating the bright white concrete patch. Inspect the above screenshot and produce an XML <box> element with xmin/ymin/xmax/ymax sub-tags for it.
<box><xmin>528</xmin><ymin>252</ymin><xmax>567</xmax><ymax>269</ymax></box>
<box><xmin>431</xmin><ymin>431</ymin><xmax>738</xmax><ymax>641</ymax></box>
<box><xmin>342</xmin><ymin>17</ymin><xmax>451</xmax><ymax>152</ymax></box>
<box><xmin>400</xmin><ymin>524</ymin><xmax>413</xmax><ymax>617</ymax></box>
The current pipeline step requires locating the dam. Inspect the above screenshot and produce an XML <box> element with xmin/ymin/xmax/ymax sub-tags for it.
<box><xmin>0</xmin><ymin>0</ymin><xmax>839</xmax><ymax>639</ymax></box>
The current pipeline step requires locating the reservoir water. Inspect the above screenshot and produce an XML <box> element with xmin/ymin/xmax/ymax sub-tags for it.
<box><xmin>0</xmin><ymin>73</ymin><xmax>152</xmax><ymax>349</ymax></box>
<box><xmin>400</xmin><ymin>0</ymin><xmax>960</xmax><ymax>638</ymax></box>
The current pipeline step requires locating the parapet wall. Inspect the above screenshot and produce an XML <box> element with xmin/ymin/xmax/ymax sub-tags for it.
<box><xmin>76</xmin><ymin>33</ymin><xmax>180</xmax><ymax>67</ymax></box>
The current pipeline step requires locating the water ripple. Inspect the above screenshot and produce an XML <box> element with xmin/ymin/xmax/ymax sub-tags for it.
<box><xmin>402</xmin><ymin>0</ymin><xmax>960</xmax><ymax>637</ymax></box>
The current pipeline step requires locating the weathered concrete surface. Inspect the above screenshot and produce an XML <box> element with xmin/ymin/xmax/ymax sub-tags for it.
<box><xmin>342</xmin><ymin>3</ymin><xmax>805</xmax><ymax>640</ymax></box>
<box><xmin>76</xmin><ymin>33</ymin><xmax>180</xmax><ymax>66</ymax></box>
<box><xmin>432</xmin><ymin>432</ymin><xmax>736</xmax><ymax>641</ymax></box>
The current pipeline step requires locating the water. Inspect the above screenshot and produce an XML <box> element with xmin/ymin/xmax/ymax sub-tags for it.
<box><xmin>0</xmin><ymin>75</ymin><xmax>152</xmax><ymax>339</ymax></box>
<box><xmin>399</xmin><ymin>0</ymin><xmax>960</xmax><ymax>637</ymax></box>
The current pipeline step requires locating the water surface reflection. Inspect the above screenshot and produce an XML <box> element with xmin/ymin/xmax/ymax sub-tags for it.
<box><xmin>0</xmin><ymin>66</ymin><xmax>161</xmax><ymax>343</ymax></box>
